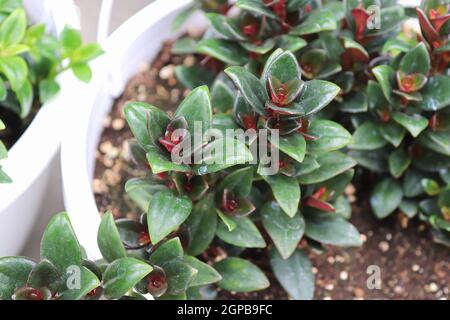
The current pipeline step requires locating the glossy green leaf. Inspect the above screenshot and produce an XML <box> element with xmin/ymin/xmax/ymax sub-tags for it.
<box><xmin>421</xmin><ymin>178</ymin><xmax>441</xmax><ymax>196</ymax></box>
<box><xmin>304</xmin><ymin>215</ymin><xmax>362</xmax><ymax>247</ymax></box>
<box><xmin>16</xmin><ymin>79</ymin><xmax>33</xmax><ymax>118</ymax></box>
<box><xmin>0</xmin><ymin>8</ymin><xmax>26</xmax><ymax>47</ymax></box>
<box><xmin>59</xmin><ymin>267</ymin><xmax>100</xmax><ymax>300</ymax></box>
<box><xmin>261</xmin><ymin>202</ymin><xmax>305</xmax><ymax>259</ymax></box>
<box><xmin>60</xmin><ymin>25</ymin><xmax>82</xmax><ymax>51</ymax></box>
<box><xmin>207</xmin><ymin>13</ymin><xmax>246</xmax><ymax>41</ymax></box>
<box><xmin>399</xmin><ymin>43</ymin><xmax>430</xmax><ymax>74</ymax></box>
<box><xmin>197</xmin><ymin>39</ymin><xmax>248</xmax><ymax>65</ymax></box>
<box><xmin>217</xmin><ymin>167</ymin><xmax>254</xmax><ymax>197</ymax></box>
<box><xmin>39</xmin><ymin>79</ymin><xmax>60</xmax><ymax>104</ymax></box>
<box><xmin>0</xmin><ymin>55</ymin><xmax>27</xmax><ymax>91</ymax></box>
<box><xmin>124</xmin><ymin>102</ymin><xmax>170</xmax><ymax>147</ymax></box>
<box><xmin>216</xmin><ymin>216</ymin><xmax>266</xmax><ymax>248</ymax></box>
<box><xmin>185</xmin><ymin>195</ymin><xmax>218</xmax><ymax>256</ymax></box>
<box><xmin>294</xmin><ymin>80</ymin><xmax>341</xmax><ymax>116</ymax></box>
<box><xmin>103</xmin><ymin>258</ymin><xmax>152</xmax><ymax>299</ymax></box>
<box><xmin>262</xmin><ymin>174</ymin><xmax>300</xmax><ymax>218</ymax></box>
<box><xmin>236</xmin><ymin>0</ymin><xmax>278</xmax><ymax>20</ymax></box>
<box><xmin>416</xmin><ymin>76</ymin><xmax>450</xmax><ymax>111</ymax></box>
<box><xmin>349</xmin><ymin>121</ymin><xmax>387</xmax><ymax>150</ymax></box>
<box><xmin>379</xmin><ymin>122</ymin><xmax>406</xmax><ymax>147</ymax></box>
<box><xmin>146</xmin><ymin>145</ymin><xmax>191</xmax><ymax>174</ymax></box>
<box><xmin>27</xmin><ymin>260</ymin><xmax>60</xmax><ymax>294</ymax></box>
<box><xmin>71</xmin><ymin>63</ymin><xmax>92</xmax><ymax>83</ymax></box>
<box><xmin>147</xmin><ymin>192</ymin><xmax>193</xmax><ymax>244</ymax></box>
<box><xmin>307</xmin><ymin>120</ymin><xmax>353</xmax><ymax>153</ymax></box>
<box><xmin>149</xmin><ymin>237</ymin><xmax>183</xmax><ymax>266</ymax></box>
<box><xmin>0</xmin><ymin>257</ymin><xmax>35</xmax><ymax>300</ymax></box>
<box><xmin>298</xmin><ymin>152</ymin><xmax>357</xmax><ymax>184</ymax></box>
<box><xmin>163</xmin><ymin>258</ymin><xmax>198</xmax><ymax>295</ymax></box>
<box><xmin>97</xmin><ymin>212</ymin><xmax>127</xmax><ymax>262</ymax></box>
<box><xmin>391</xmin><ymin>112</ymin><xmax>428</xmax><ymax>137</ymax></box>
<box><xmin>41</xmin><ymin>212</ymin><xmax>82</xmax><ymax>274</ymax></box>
<box><xmin>270</xmin><ymin>249</ymin><xmax>314</xmax><ymax>300</ymax></box>
<box><xmin>184</xmin><ymin>256</ymin><xmax>222</xmax><ymax>287</ymax></box>
<box><xmin>388</xmin><ymin>148</ymin><xmax>411</xmax><ymax>178</ymax></box>
<box><xmin>214</xmin><ymin>258</ymin><xmax>269</xmax><ymax>292</ymax></box>
<box><xmin>399</xmin><ymin>199</ymin><xmax>419</xmax><ymax>218</ymax></box>
<box><xmin>372</xmin><ymin>65</ymin><xmax>395</xmax><ymax>103</ymax></box>
<box><xmin>370</xmin><ymin>178</ymin><xmax>403</xmax><ymax>218</ymax></box>
<box><xmin>192</xmin><ymin>137</ymin><xmax>253</xmax><ymax>175</ymax></box>
<box><xmin>291</xmin><ymin>10</ymin><xmax>337</xmax><ymax>35</ymax></box>
<box><xmin>225</xmin><ymin>66</ymin><xmax>268</xmax><ymax>115</ymax></box>
<box><xmin>270</xmin><ymin>132</ymin><xmax>306</xmax><ymax>164</ymax></box>
<box><xmin>174</xmin><ymin>85</ymin><xmax>212</xmax><ymax>134</ymax></box>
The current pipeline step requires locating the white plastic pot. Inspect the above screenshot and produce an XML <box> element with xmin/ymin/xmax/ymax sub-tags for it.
<box><xmin>0</xmin><ymin>0</ymin><xmax>80</xmax><ymax>256</ymax></box>
<box><xmin>61</xmin><ymin>0</ymin><xmax>206</xmax><ymax>259</ymax></box>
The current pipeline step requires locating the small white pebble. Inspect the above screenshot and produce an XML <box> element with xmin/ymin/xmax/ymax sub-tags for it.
<box><xmin>327</xmin><ymin>256</ymin><xmax>335</xmax><ymax>264</ymax></box>
<box><xmin>386</xmin><ymin>233</ymin><xmax>392</xmax><ymax>241</ymax></box>
<box><xmin>412</xmin><ymin>264</ymin><xmax>420</xmax><ymax>272</ymax></box>
<box><xmin>360</xmin><ymin>234</ymin><xmax>367</xmax><ymax>243</ymax></box>
<box><xmin>340</xmin><ymin>271</ymin><xmax>349</xmax><ymax>281</ymax></box>
<box><xmin>323</xmin><ymin>296</ymin><xmax>332</xmax><ymax>300</ymax></box>
<box><xmin>429</xmin><ymin>282</ymin><xmax>439</xmax><ymax>293</ymax></box>
<box><xmin>379</xmin><ymin>241</ymin><xmax>390</xmax><ymax>252</ymax></box>
<box><xmin>324</xmin><ymin>283</ymin><xmax>334</xmax><ymax>291</ymax></box>
<box><xmin>312</xmin><ymin>267</ymin><xmax>318</xmax><ymax>275</ymax></box>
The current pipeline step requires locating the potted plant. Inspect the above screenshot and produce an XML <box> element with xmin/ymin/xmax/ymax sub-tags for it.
<box><xmin>61</xmin><ymin>0</ymin><xmax>449</xmax><ymax>299</ymax></box>
<box><xmin>0</xmin><ymin>0</ymin><xmax>103</xmax><ymax>256</ymax></box>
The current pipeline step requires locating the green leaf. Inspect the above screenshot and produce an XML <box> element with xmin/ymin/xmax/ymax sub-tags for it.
<box><xmin>0</xmin><ymin>78</ymin><xmax>6</xmax><ymax>100</ymax></box>
<box><xmin>262</xmin><ymin>174</ymin><xmax>300</xmax><ymax>218</ymax></box>
<box><xmin>276</xmin><ymin>35</ymin><xmax>307</xmax><ymax>53</ymax></box>
<box><xmin>372</xmin><ymin>65</ymin><xmax>395</xmax><ymax>103</ymax></box>
<box><xmin>304</xmin><ymin>215</ymin><xmax>362</xmax><ymax>247</ymax></box>
<box><xmin>338</xmin><ymin>91</ymin><xmax>368</xmax><ymax>113</ymax></box>
<box><xmin>149</xmin><ymin>237</ymin><xmax>183</xmax><ymax>266</ymax></box>
<box><xmin>124</xmin><ymin>102</ymin><xmax>170</xmax><ymax>147</ymax></box>
<box><xmin>146</xmin><ymin>145</ymin><xmax>191</xmax><ymax>175</ymax></box>
<box><xmin>236</xmin><ymin>0</ymin><xmax>278</xmax><ymax>20</ymax></box>
<box><xmin>379</xmin><ymin>122</ymin><xmax>406</xmax><ymax>147</ymax></box>
<box><xmin>399</xmin><ymin>200</ymin><xmax>419</xmax><ymax>218</ymax></box>
<box><xmin>298</xmin><ymin>152</ymin><xmax>357</xmax><ymax>184</ymax></box>
<box><xmin>185</xmin><ymin>195</ymin><xmax>218</xmax><ymax>256</ymax></box>
<box><xmin>59</xmin><ymin>267</ymin><xmax>100</xmax><ymax>300</ymax></box>
<box><xmin>27</xmin><ymin>260</ymin><xmax>61</xmax><ymax>295</ymax></box>
<box><xmin>72</xmin><ymin>43</ymin><xmax>104</xmax><ymax>63</ymax></box>
<box><xmin>403</xmin><ymin>169</ymin><xmax>426</xmax><ymax>197</ymax></box>
<box><xmin>174</xmin><ymin>86</ymin><xmax>212</xmax><ymax>134</ymax></box>
<box><xmin>97</xmin><ymin>212</ymin><xmax>127</xmax><ymax>262</ymax></box>
<box><xmin>216</xmin><ymin>216</ymin><xmax>266</xmax><ymax>248</ymax></box>
<box><xmin>370</xmin><ymin>178</ymin><xmax>403</xmax><ymax>219</ymax></box>
<box><xmin>0</xmin><ymin>8</ymin><xmax>26</xmax><ymax>47</ymax></box>
<box><xmin>211</xmin><ymin>76</ymin><xmax>235</xmax><ymax>112</ymax></box>
<box><xmin>225</xmin><ymin>66</ymin><xmax>268</xmax><ymax>115</ymax></box>
<box><xmin>147</xmin><ymin>192</ymin><xmax>193</xmax><ymax>244</ymax></box>
<box><xmin>261</xmin><ymin>202</ymin><xmax>305</xmax><ymax>259</ymax></box>
<box><xmin>184</xmin><ymin>256</ymin><xmax>222</xmax><ymax>287</ymax></box>
<box><xmin>39</xmin><ymin>79</ymin><xmax>60</xmax><ymax>103</ymax></box>
<box><xmin>192</xmin><ymin>137</ymin><xmax>253</xmax><ymax>175</ymax></box>
<box><xmin>391</xmin><ymin>112</ymin><xmax>428</xmax><ymax>137</ymax></box>
<box><xmin>214</xmin><ymin>258</ymin><xmax>269</xmax><ymax>292</ymax></box>
<box><xmin>0</xmin><ymin>257</ymin><xmax>35</xmax><ymax>300</ymax></box>
<box><xmin>399</xmin><ymin>43</ymin><xmax>431</xmax><ymax>75</ymax></box>
<box><xmin>197</xmin><ymin>39</ymin><xmax>248</xmax><ymax>65</ymax></box>
<box><xmin>175</xmin><ymin>65</ymin><xmax>215</xmax><ymax>90</ymax></box>
<box><xmin>419</xmin><ymin>130</ymin><xmax>450</xmax><ymax>156</ymax></box>
<box><xmin>163</xmin><ymin>258</ymin><xmax>198</xmax><ymax>295</ymax></box>
<box><xmin>206</xmin><ymin>13</ymin><xmax>246</xmax><ymax>41</ymax></box>
<box><xmin>125</xmin><ymin>177</ymin><xmax>168</xmax><ymax>212</ymax></box>
<box><xmin>293</xmin><ymin>80</ymin><xmax>341</xmax><ymax>116</ymax></box>
<box><xmin>307</xmin><ymin>120</ymin><xmax>352</xmax><ymax>153</ymax></box>
<box><xmin>421</xmin><ymin>178</ymin><xmax>441</xmax><ymax>196</ymax></box>
<box><xmin>291</xmin><ymin>10</ymin><xmax>337</xmax><ymax>35</ymax></box>
<box><xmin>60</xmin><ymin>26</ymin><xmax>82</xmax><ymax>51</ymax></box>
<box><xmin>217</xmin><ymin>167</ymin><xmax>254</xmax><ymax>197</ymax></box>
<box><xmin>350</xmin><ymin>121</ymin><xmax>387</xmax><ymax>150</ymax></box>
<box><xmin>416</xmin><ymin>76</ymin><xmax>450</xmax><ymax>111</ymax></box>
<box><xmin>71</xmin><ymin>63</ymin><xmax>92</xmax><ymax>83</ymax></box>
<box><xmin>103</xmin><ymin>258</ymin><xmax>152</xmax><ymax>300</ymax></box>
<box><xmin>16</xmin><ymin>79</ymin><xmax>33</xmax><ymax>118</ymax></box>
<box><xmin>270</xmin><ymin>249</ymin><xmax>314</xmax><ymax>300</ymax></box>
<box><xmin>217</xmin><ymin>210</ymin><xmax>237</xmax><ymax>232</ymax></box>
<box><xmin>270</xmin><ymin>132</ymin><xmax>306</xmax><ymax>164</ymax></box>
<box><xmin>41</xmin><ymin>212</ymin><xmax>82</xmax><ymax>274</ymax></box>
<box><xmin>0</xmin><ymin>55</ymin><xmax>27</xmax><ymax>91</ymax></box>
<box><xmin>388</xmin><ymin>149</ymin><xmax>411</xmax><ymax>178</ymax></box>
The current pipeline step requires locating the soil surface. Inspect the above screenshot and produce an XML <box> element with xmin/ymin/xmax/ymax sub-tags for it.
<box><xmin>93</xmin><ymin>41</ymin><xmax>449</xmax><ymax>300</ymax></box>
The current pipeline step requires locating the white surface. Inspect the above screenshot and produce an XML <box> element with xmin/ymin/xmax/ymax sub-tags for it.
<box><xmin>0</xmin><ymin>0</ymin><xmax>80</xmax><ymax>256</ymax></box>
<box><xmin>62</xmin><ymin>0</ymin><xmax>207</xmax><ymax>259</ymax></box>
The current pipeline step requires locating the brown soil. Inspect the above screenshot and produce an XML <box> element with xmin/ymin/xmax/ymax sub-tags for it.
<box><xmin>93</xmin><ymin>41</ymin><xmax>449</xmax><ymax>300</ymax></box>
